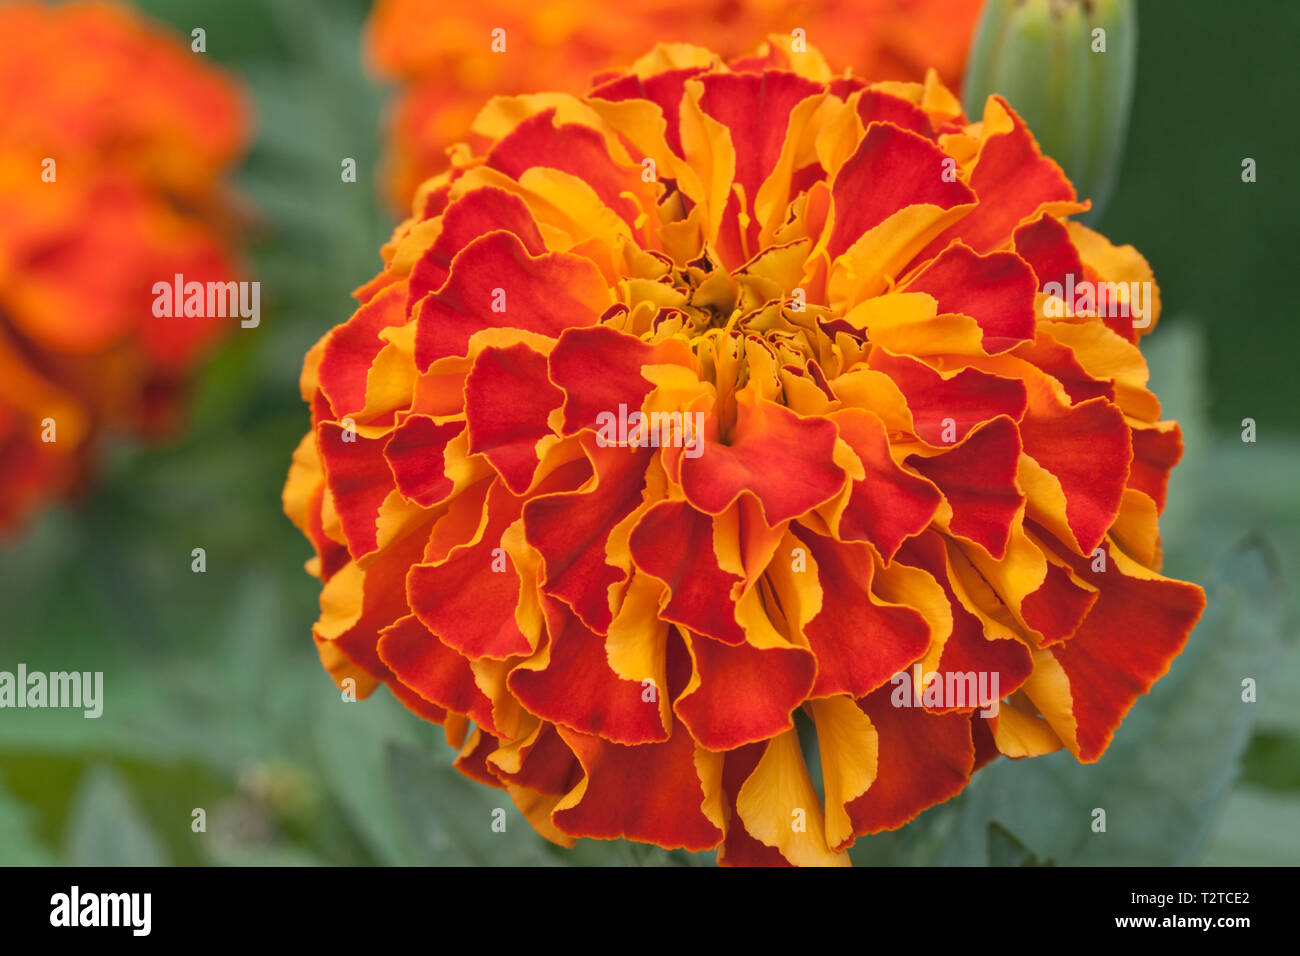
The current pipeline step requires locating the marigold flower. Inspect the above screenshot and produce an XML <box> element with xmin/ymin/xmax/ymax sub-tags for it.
<box><xmin>0</xmin><ymin>1</ymin><xmax>248</xmax><ymax>531</ymax></box>
<box><xmin>285</xmin><ymin>38</ymin><xmax>1205</xmax><ymax>865</ymax></box>
<box><xmin>367</xmin><ymin>0</ymin><xmax>985</xmax><ymax>205</ymax></box>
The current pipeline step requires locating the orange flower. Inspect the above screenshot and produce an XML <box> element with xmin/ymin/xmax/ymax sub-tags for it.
<box><xmin>0</xmin><ymin>1</ymin><xmax>248</xmax><ymax>531</ymax></box>
<box><xmin>367</xmin><ymin>0</ymin><xmax>984</xmax><ymax>205</ymax></box>
<box><xmin>285</xmin><ymin>39</ymin><xmax>1205</xmax><ymax>865</ymax></box>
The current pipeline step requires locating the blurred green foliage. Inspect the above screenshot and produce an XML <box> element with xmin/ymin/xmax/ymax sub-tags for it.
<box><xmin>0</xmin><ymin>0</ymin><xmax>1295</xmax><ymax>866</ymax></box>
<box><xmin>1099</xmin><ymin>0</ymin><xmax>1300</xmax><ymax>433</ymax></box>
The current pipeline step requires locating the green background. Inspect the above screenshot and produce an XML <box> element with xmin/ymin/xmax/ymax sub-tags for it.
<box><xmin>0</xmin><ymin>0</ymin><xmax>1295</xmax><ymax>866</ymax></box>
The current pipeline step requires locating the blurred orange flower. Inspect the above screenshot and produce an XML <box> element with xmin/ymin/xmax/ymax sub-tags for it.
<box><xmin>0</xmin><ymin>1</ymin><xmax>249</xmax><ymax>532</ymax></box>
<box><xmin>367</xmin><ymin>0</ymin><xmax>985</xmax><ymax>205</ymax></box>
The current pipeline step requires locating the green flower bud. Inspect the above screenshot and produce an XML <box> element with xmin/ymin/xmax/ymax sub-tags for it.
<box><xmin>962</xmin><ymin>0</ymin><xmax>1137</xmax><ymax>221</ymax></box>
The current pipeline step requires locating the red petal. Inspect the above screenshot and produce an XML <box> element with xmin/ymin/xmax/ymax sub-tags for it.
<box><xmin>899</xmin><ymin>532</ymin><xmax>1033</xmax><ymax>710</ymax></box>
<box><xmin>318</xmin><ymin>424</ymin><xmax>393</xmax><ymax>559</ymax></box>
<box><xmin>389</xmin><ymin>682</ymin><xmax>449</xmax><ymax>724</ymax></box>
<box><xmin>549</xmin><ymin>324</ymin><xmax>684</xmax><ymax>436</ymax></box>
<box><xmin>1013</xmin><ymin>332</ymin><xmax>1114</xmax><ymax>406</ymax></box>
<box><xmin>384</xmin><ymin>414</ymin><xmax>462</xmax><ymax>508</ymax></box>
<box><xmin>552</xmin><ymin>719</ymin><xmax>723</xmax><ymax>851</ymax></box>
<box><xmin>323</xmin><ymin>527</ymin><xmax>430</xmax><ymax>684</ymax></box>
<box><xmin>1049</xmin><ymin>537</ymin><xmax>1206</xmax><ymax>761</ymax></box>
<box><xmin>1020</xmin><ymin>558</ymin><xmax>1098</xmax><ymax>646</ymax></box>
<box><xmin>847</xmin><ymin>679</ymin><xmax>975</xmax><ymax>833</ymax></box>
<box><xmin>418</xmin><ymin>181</ymin><xmax>452</xmax><ymax>221</ymax></box>
<box><xmin>305</xmin><ymin>482</ymin><xmax>351</xmax><ymax>581</ymax></box>
<box><xmin>1129</xmin><ymin>424</ymin><xmax>1183</xmax><ymax>513</ymax></box>
<box><xmin>378</xmin><ymin>614</ymin><xmax>498</xmax><ymax>733</ymax></box>
<box><xmin>913</xmin><ymin>97</ymin><xmax>1076</xmax><ymax>261</ymax></box>
<box><xmin>798</xmin><ymin>528</ymin><xmax>930</xmax><ymax>698</ymax></box>
<box><xmin>628</xmin><ymin>500</ymin><xmax>745</xmax><ymax>645</ymax></box>
<box><xmin>509</xmin><ymin>599</ymin><xmax>669</xmax><ymax>745</ymax></box>
<box><xmin>319</xmin><ymin>283</ymin><xmax>407</xmax><ymax>418</ymax></box>
<box><xmin>855</xmin><ymin>89</ymin><xmax>933</xmax><ymax>139</ymax></box>
<box><xmin>454</xmin><ymin>731</ymin><xmax>505</xmax><ymax>788</ymax></box>
<box><xmin>972</xmin><ymin>714</ymin><xmax>999</xmax><ymax>772</ymax></box>
<box><xmin>832</xmin><ymin>409</ymin><xmax>941</xmax><ymax>562</ymax></box>
<box><xmin>486</xmin><ymin>109</ymin><xmax>645</xmax><ymax>229</ymax></box>
<box><xmin>414</xmin><ymin>231</ymin><xmax>610</xmax><ymax>369</ymax></box>
<box><xmin>589</xmin><ymin>66</ymin><xmax>708</xmax><ymax>156</ymax></box>
<box><xmin>407</xmin><ymin>479</ymin><xmax>534</xmax><ymax>660</ymax></box>
<box><xmin>523</xmin><ymin>441</ymin><xmax>653</xmax><ymax>633</ymax></box>
<box><xmin>491</xmin><ymin>723</ymin><xmax>583</xmax><ymax>796</ymax></box>
<box><xmin>1021</xmin><ymin>395</ymin><xmax>1131</xmax><ymax>556</ymax></box>
<box><xmin>680</xmin><ymin>396</ymin><xmax>845</xmax><ymax>525</ymax></box>
<box><xmin>465</xmin><ymin>342</ymin><xmax>564</xmax><ymax>493</ymax></box>
<box><xmin>407</xmin><ymin>187</ymin><xmax>546</xmax><ymax>313</ymax></box>
<box><xmin>901</xmin><ymin>242</ymin><xmax>1037</xmax><ymax>351</ymax></box>
<box><xmin>698</xmin><ymin>71</ymin><xmax>823</xmax><ymax>217</ymax></box>
<box><xmin>828</xmin><ymin>123</ymin><xmax>975</xmax><ymax>259</ymax></box>
<box><xmin>906</xmin><ymin>416</ymin><xmax>1023</xmax><ymax>560</ymax></box>
<box><xmin>674</xmin><ymin>630</ymin><xmax>816</xmax><ymax>751</ymax></box>
<box><xmin>869</xmin><ymin>348</ymin><xmax>1027</xmax><ymax>445</ymax></box>
<box><xmin>1014</xmin><ymin>213</ymin><xmax>1083</xmax><ymax>291</ymax></box>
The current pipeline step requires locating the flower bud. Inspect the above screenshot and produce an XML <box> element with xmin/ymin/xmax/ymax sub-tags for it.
<box><xmin>962</xmin><ymin>0</ymin><xmax>1137</xmax><ymax>219</ymax></box>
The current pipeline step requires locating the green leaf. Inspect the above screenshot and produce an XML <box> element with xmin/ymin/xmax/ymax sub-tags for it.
<box><xmin>847</xmin><ymin>795</ymin><xmax>966</xmax><ymax>866</ymax></box>
<box><xmin>1240</xmin><ymin>731</ymin><xmax>1300</xmax><ymax>792</ymax></box>
<box><xmin>386</xmin><ymin>741</ymin><xmax>557</xmax><ymax>866</ymax></box>
<box><xmin>0</xmin><ymin>774</ymin><xmax>57</xmax><ymax>865</ymax></box>
<box><xmin>63</xmin><ymin>765</ymin><xmax>167</xmax><ymax>866</ymax></box>
<box><xmin>312</xmin><ymin>685</ymin><xmax>570</xmax><ymax>865</ymax></box>
<box><xmin>987</xmin><ymin>822</ymin><xmax>1052</xmax><ymax>866</ymax></box>
<box><xmin>203</xmin><ymin>841</ymin><xmax>332</xmax><ymax>867</ymax></box>
<box><xmin>312</xmin><ymin>688</ymin><xmax>427</xmax><ymax>866</ymax></box>
<box><xmin>1199</xmin><ymin>787</ymin><xmax>1300</xmax><ymax>866</ymax></box>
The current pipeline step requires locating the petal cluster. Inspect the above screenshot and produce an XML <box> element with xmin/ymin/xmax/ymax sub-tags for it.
<box><xmin>286</xmin><ymin>40</ymin><xmax>1205</xmax><ymax>865</ymax></box>
<box><xmin>0</xmin><ymin>0</ymin><xmax>248</xmax><ymax>531</ymax></box>
<box><xmin>367</xmin><ymin>0</ymin><xmax>984</xmax><ymax>205</ymax></box>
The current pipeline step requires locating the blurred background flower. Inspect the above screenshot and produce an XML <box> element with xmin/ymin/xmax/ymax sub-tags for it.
<box><xmin>0</xmin><ymin>0</ymin><xmax>1296</xmax><ymax>867</ymax></box>
<box><xmin>0</xmin><ymin>0</ymin><xmax>249</xmax><ymax>533</ymax></box>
